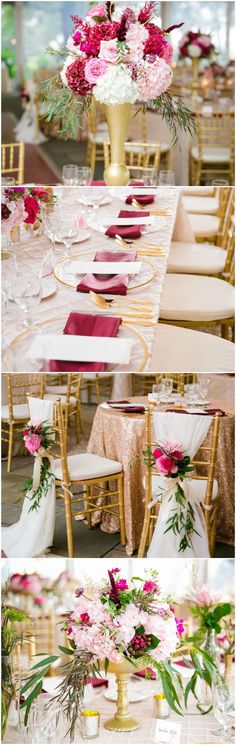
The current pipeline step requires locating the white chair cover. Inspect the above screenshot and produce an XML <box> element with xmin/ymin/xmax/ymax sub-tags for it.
<box><xmin>147</xmin><ymin>412</ymin><xmax>213</xmax><ymax>558</ymax></box>
<box><xmin>2</xmin><ymin>397</ymin><xmax>55</xmax><ymax>557</ymax></box>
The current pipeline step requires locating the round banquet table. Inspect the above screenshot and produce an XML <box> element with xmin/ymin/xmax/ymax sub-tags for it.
<box><xmin>87</xmin><ymin>393</ymin><xmax>234</xmax><ymax>554</ymax></box>
<box><xmin>4</xmin><ymin>668</ymin><xmax>234</xmax><ymax>744</ymax></box>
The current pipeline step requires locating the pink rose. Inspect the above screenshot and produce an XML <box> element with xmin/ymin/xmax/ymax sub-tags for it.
<box><xmin>143</xmin><ymin>581</ymin><xmax>159</xmax><ymax>593</ymax></box>
<box><xmin>34</xmin><ymin>596</ymin><xmax>46</xmax><ymax>604</ymax></box>
<box><xmin>84</xmin><ymin>57</ymin><xmax>108</xmax><ymax>85</ymax></box>
<box><xmin>99</xmin><ymin>39</ymin><xmax>119</xmax><ymax>64</ymax></box>
<box><xmin>155</xmin><ymin>454</ymin><xmax>175</xmax><ymax>475</ymax></box>
<box><xmin>87</xmin><ymin>4</ymin><xmax>106</xmax><ymax>19</ymax></box>
<box><xmin>25</xmin><ymin>433</ymin><xmax>41</xmax><ymax>454</ymax></box>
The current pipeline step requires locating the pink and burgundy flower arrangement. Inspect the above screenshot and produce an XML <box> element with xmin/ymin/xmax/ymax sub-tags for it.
<box><xmin>21</xmin><ymin>569</ymin><xmax>216</xmax><ymax>738</ymax></box>
<box><xmin>7</xmin><ymin>572</ymin><xmax>43</xmax><ymax>597</ymax></box>
<box><xmin>22</xmin><ymin>418</ymin><xmax>55</xmax><ymax>512</ymax></box>
<box><xmin>179</xmin><ymin>31</ymin><xmax>215</xmax><ymax>60</ymax></box>
<box><xmin>40</xmin><ymin>2</ymin><xmax>194</xmax><ymax>142</ymax></box>
<box><xmin>1</xmin><ymin>187</ymin><xmax>55</xmax><ymax>233</ymax></box>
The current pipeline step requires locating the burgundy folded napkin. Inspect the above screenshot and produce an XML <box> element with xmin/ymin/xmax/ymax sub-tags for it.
<box><xmin>134</xmin><ymin>667</ymin><xmax>156</xmax><ymax>680</ymax></box>
<box><xmin>107</xmin><ymin>399</ymin><xmax>145</xmax><ymax>413</ymax></box>
<box><xmin>105</xmin><ymin>209</ymin><xmax>149</xmax><ymax>239</ymax></box>
<box><xmin>166</xmin><ymin>408</ymin><xmax>225</xmax><ymax>417</ymax></box>
<box><xmin>85</xmin><ymin>676</ymin><xmax>109</xmax><ymax>688</ymax></box>
<box><xmin>77</xmin><ymin>249</ymin><xmax>136</xmax><ymax>296</ymax></box>
<box><xmin>49</xmin><ymin>312</ymin><xmax>122</xmax><ymax>372</ymax></box>
<box><xmin>126</xmin><ymin>194</ymin><xmax>155</xmax><ymax>206</ymax></box>
<box><xmin>174</xmin><ymin>660</ymin><xmax>193</xmax><ymax>669</ymax></box>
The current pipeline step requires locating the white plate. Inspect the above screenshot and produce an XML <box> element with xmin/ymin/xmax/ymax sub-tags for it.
<box><xmin>54</xmin><ymin>230</ymin><xmax>90</xmax><ymax>245</ymax></box>
<box><xmin>87</xmin><ymin>215</ymin><xmax>167</xmax><ymax>234</ymax></box>
<box><xmin>41</xmin><ymin>277</ymin><xmax>57</xmax><ymax>300</ymax></box>
<box><xmin>54</xmin><ymin>251</ymin><xmax>156</xmax><ymax>291</ymax></box>
<box><xmin>104</xmin><ymin>686</ymin><xmax>155</xmax><ymax>703</ymax></box>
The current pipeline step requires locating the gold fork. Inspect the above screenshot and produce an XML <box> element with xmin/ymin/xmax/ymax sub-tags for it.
<box><xmin>89</xmin><ymin>294</ymin><xmax>155</xmax><ymax>319</ymax></box>
<box><xmin>131</xmin><ymin>198</ymin><xmax>171</xmax><ymax>215</ymax></box>
<box><xmin>89</xmin><ymin>290</ymin><xmax>154</xmax><ymax>309</ymax></box>
<box><xmin>115</xmin><ymin>235</ymin><xmax>165</xmax><ymax>255</ymax></box>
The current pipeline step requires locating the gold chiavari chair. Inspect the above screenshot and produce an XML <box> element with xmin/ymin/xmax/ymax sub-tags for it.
<box><xmin>12</xmin><ymin>611</ymin><xmax>59</xmax><ymax>678</ymax></box>
<box><xmin>51</xmin><ymin>399</ymin><xmax>125</xmax><ymax>558</ymax></box>
<box><xmin>103</xmin><ymin>140</ymin><xmax>161</xmax><ymax>178</ymax></box>
<box><xmin>1</xmin><ymin>374</ymin><xmax>45</xmax><ymax>472</ymax></box>
<box><xmin>189</xmin><ymin>186</ymin><xmax>233</xmax><ymax>244</ymax></box>
<box><xmin>81</xmin><ymin>374</ymin><xmax>113</xmax><ymax>404</ymax></box>
<box><xmin>190</xmin><ymin>111</ymin><xmax>235</xmax><ymax>185</ymax></box>
<box><xmin>131</xmin><ymin>374</ymin><xmax>197</xmax><ymax>396</ymax></box>
<box><xmin>138</xmin><ymin>408</ymin><xmax>221</xmax><ymax>558</ymax></box>
<box><xmin>168</xmin><ymin>213</ymin><xmax>235</xmax><ymax>279</ymax></box>
<box><xmin>1</xmin><ymin>141</ymin><xmax>25</xmax><ymax>185</ymax></box>
<box><xmin>127</xmin><ymin>106</ymin><xmax>170</xmax><ymax>169</ymax></box>
<box><xmin>44</xmin><ymin>373</ymin><xmax>83</xmax><ymax>442</ymax></box>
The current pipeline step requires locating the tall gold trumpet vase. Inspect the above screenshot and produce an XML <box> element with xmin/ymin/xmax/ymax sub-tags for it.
<box><xmin>224</xmin><ymin>654</ymin><xmax>233</xmax><ymax>690</ymax></box>
<box><xmin>103</xmin><ymin>658</ymin><xmax>142</xmax><ymax>731</ymax></box>
<box><xmin>191</xmin><ymin>57</ymin><xmax>200</xmax><ymax>102</ymax></box>
<box><xmin>103</xmin><ymin>103</ymin><xmax>131</xmax><ymax>186</ymax></box>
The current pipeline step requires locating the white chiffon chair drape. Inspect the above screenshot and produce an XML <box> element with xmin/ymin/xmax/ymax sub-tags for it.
<box><xmin>147</xmin><ymin>412</ymin><xmax>215</xmax><ymax>558</ymax></box>
<box><xmin>2</xmin><ymin>397</ymin><xmax>55</xmax><ymax>557</ymax></box>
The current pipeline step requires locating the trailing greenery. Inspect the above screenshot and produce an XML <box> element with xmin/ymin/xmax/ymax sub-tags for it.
<box><xmin>146</xmin><ymin>90</ymin><xmax>196</xmax><ymax>146</ymax></box>
<box><xmin>22</xmin><ymin>457</ymin><xmax>54</xmax><ymax>512</ymax></box>
<box><xmin>39</xmin><ymin>74</ymin><xmax>93</xmax><ymax>140</ymax></box>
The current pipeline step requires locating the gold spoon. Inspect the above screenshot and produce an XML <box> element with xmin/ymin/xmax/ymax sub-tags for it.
<box><xmin>89</xmin><ymin>291</ymin><xmax>154</xmax><ymax>309</ymax></box>
<box><xmin>115</xmin><ymin>235</ymin><xmax>165</xmax><ymax>252</ymax></box>
<box><xmin>131</xmin><ymin>198</ymin><xmax>171</xmax><ymax>215</ymax></box>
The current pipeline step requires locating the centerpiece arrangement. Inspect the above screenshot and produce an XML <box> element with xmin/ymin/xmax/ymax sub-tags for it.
<box><xmin>188</xmin><ymin>578</ymin><xmax>231</xmax><ymax>663</ymax></box>
<box><xmin>39</xmin><ymin>1</ymin><xmax>195</xmax><ymax>185</ymax></box>
<box><xmin>21</xmin><ymin>569</ymin><xmax>217</xmax><ymax>737</ymax></box>
<box><xmin>1</xmin><ymin>187</ymin><xmax>55</xmax><ymax>241</ymax></box>
<box><xmin>179</xmin><ymin>30</ymin><xmax>216</xmax><ymax>98</ymax></box>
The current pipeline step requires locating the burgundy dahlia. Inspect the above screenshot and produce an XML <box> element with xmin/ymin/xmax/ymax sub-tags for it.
<box><xmin>66</xmin><ymin>58</ymin><xmax>92</xmax><ymax>96</ymax></box>
<box><xmin>1</xmin><ymin>203</ymin><xmax>11</xmax><ymax>220</ymax></box>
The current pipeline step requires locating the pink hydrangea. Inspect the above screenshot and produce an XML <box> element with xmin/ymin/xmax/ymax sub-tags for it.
<box><xmin>145</xmin><ymin>612</ymin><xmax>178</xmax><ymax>662</ymax></box>
<box><xmin>24</xmin><ymin>434</ymin><xmax>42</xmax><ymax>454</ymax></box>
<box><xmin>84</xmin><ymin>57</ymin><xmax>108</xmax><ymax>85</ymax></box>
<box><xmin>136</xmin><ymin>57</ymin><xmax>173</xmax><ymax>101</ymax></box>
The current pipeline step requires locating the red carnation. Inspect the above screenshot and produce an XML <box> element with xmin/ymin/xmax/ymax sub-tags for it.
<box><xmin>23</xmin><ymin>195</ymin><xmax>40</xmax><ymax>224</ymax></box>
<box><xmin>144</xmin><ymin>24</ymin><xmax>166</xmax><ymax>56</ymax></box>
<box><xmin>66</xmin><ymin>58</ymin><xmax>93</xmax><ymax>96</ymax></box>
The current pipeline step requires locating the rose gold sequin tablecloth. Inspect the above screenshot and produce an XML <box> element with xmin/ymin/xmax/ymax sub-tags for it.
<box><xmin>88</xmin><ymin>396</ymin><xmax>234</xmax><ymax>554</ymax></box>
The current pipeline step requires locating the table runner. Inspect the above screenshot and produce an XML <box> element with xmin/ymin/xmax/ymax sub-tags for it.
<box><xmin>3</xmin><ymin>187</ymin><xmax>180</xmax><ymax>372</ymax></box>
<box><xmin>87</xmin><ymin>395</ymin><xmax>234</xmax><ymax>553</ymax></box>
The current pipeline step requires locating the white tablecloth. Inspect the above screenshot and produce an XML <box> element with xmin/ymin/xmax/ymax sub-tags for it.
<box><xmin>3</xmin><ymin>187</ymin><xmax>183</xmax><ymax>372</ymax></box>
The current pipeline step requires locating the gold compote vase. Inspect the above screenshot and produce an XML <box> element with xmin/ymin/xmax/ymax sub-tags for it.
<box><xmin>103</xmin><ymin>658</ymin><xmax>144</xmax><ymax>731</ymax></box>
<box><xmin>103</xmin><ymin>103</ymin><xmax>131</xmax><ymax>186</ymax></box>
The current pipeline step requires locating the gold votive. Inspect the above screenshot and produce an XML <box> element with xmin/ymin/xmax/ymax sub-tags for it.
<box><xmin>80</xmin><ymin>710</ymin><xmax>100</xmax><ymax>739</ymax></box>
<box><xmin>10</xmin><ymin>225</ymin><xmax>20</xmax><ymax>243</ymax></box>
<box><xmin>153</xmin><ymin>693</ymin><xmax>170</xmax><ymax>719</ymax></box>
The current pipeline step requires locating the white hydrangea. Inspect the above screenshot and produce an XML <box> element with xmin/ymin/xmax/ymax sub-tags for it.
<box><xmin>60</xmin><ymin>55</ymin><xmax>75</xmax><ymax>87</ymax></box>
<box><xmin>93</xmin><ymin>65</ymin><xmax>138</xmax><ymax>105</ymax></box>
<box><xmin>188</xmin><ymin>44</ymin><xmax>202</xmax><ymax>58</ymax></box>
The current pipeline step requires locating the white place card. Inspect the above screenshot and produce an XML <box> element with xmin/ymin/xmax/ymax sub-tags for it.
<box><xmin>71</xmin><ymin>261</ymin><xmax>142</xmax><ymax>275</ymax></box>
<box><xmin>28</xmin><ymin>334</ymin><xmax>133</xmax><ymax>365</ymax></box>
<box><xmin>151</xmin><ymin>719</ymin><xmax>181</xmax><ymax>744</ymax></box>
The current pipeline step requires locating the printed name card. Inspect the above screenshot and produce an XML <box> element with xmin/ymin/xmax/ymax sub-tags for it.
<box><xmin>152</xmin><ymin>719</ymin><xmax>181</xmax><ymax>744</ymax></box>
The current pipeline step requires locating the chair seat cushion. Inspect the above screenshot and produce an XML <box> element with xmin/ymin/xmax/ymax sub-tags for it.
<box><xmin>150</xmin><ymin>474</ymin><xmax>218</xmax><ymax>502</ymax></box>
<box><xmin>160</xmin><ymin>274</ymin><xmax>234</xmax><ymax>321</ymax></box>
<box><xmin>188</xmin><ymin>213</ymin><xmax>220</xmax><ymax>237</ymax></box>
<box><xmin>191</xmin><ymin>146</ymin><xmax>231</xmax><ymax>163</ymax></box>
<box><xmin>168</xmin><ymin>242</ymin><xmax>226</xmax><ymax>275</ymax></box>
<box><xmin>182</xmin><ymin>196</ymin><xmax>219</xmax><ymax>215</ymax></box>
<box><xmin>150</xmin><ymin>323</ymin><xmax>234</xmax><ymax>373</ymax></box>
<box><xmin>1</xmin><ymin>403</ymin><xmax>29</xmax><ymax>420</ymax></box>
<box><xmin>45</xmin><ymin>385</ymin><xmax>68</xmax><ymax>394</ymax></box>
<box><xmin>182</xmin><ymin>187</ymin><xmax>215</xmax><ymax>196</ymax></box>
<box><xmin>53</xmin><ymin>452</ymin><xmax>122</xmax><ymax>481</ymax></box>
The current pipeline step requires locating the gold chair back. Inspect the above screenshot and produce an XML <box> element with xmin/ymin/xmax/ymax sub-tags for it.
<box><xmin>138</xmin><ymin>407</ymin><xmax>221</xmax><ymax>558</ymax></box>
<box><xmin>132</xmin><ymin>374</ymin><xmax>197</xmax><ymax>396</ymax></box>
<box><xmin>1</xmin><ymin>141</ymin><xmax>25</xmax><ymax>185</ymax></box>
<box><xmin>103</xmin><ymin>140</ymin><xmax>160</xmax><ymax>176</ymax></box>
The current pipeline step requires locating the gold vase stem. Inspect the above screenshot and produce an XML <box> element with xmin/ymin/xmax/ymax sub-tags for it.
<box><xmin>103</xmin><ymin>103</ymin><xmax>131</xmax><ymax>186</ymax></box>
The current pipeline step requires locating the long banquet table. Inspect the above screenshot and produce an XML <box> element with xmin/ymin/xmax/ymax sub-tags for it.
<box><xmin>88</xmin><ymin>393</ymin><xmax>235</xmax><ymax>554</ymax></box>
<box><xmin>3</xmin><ymin>187</ymin><xmax>185</xmax><ymax>373</ymax></box>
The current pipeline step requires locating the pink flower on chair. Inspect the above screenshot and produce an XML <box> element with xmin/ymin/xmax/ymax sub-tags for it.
<box><xmin>24</xmin><ymin>433</ymin><xmax>42</xmax><ymax>454</ymax></box>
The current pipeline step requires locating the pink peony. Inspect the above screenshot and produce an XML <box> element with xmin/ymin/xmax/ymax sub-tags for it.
<box><xmin>99</xmin><ymin>39</ymin><xmax>119</xmax><ymax>64</ymax></box>
<box><xmin>24</xmin><ymin>433</ymin><xmax>41</xmax><ymax>454</ymax></box>
<box><xmin>136</xmin><ymin>57</ymin><xmax>173</xmax><ymax>101</ymax></box>
<box><xmin>84</xmin><ymin>57</ymin><xmax>108</xmax><ymax>84</ymax></box>
<box><xmin>87</xmin><ymin>4</ymin><xmax>106</xmax><ymax>19</ymax></box>
<box><xmin>155</xmin><ymin>454</ymin><xmax>176</xmax><ymax>475</ymax></box>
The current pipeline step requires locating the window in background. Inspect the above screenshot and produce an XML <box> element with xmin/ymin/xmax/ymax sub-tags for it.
<box><xmin>164</xmin><ymin>1</ymin><xmax>234</xmax><ymax>63</ymax></box>
<box><xmin>1</xmin><ymin>2</ymin><xmax>17</xmax><ymax>81</ymax></box>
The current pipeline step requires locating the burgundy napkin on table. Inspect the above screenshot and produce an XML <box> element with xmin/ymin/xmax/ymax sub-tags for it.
<box><xmin>126</xmin><ymin>194</ymin><xmax>155</xmax><ymax>206</ymax></box>
<box><xmin>105</xmin><ymin>209</ymin><xmax>149</xmax><ymax>239</ymax></box>
<box><xmin>77</xmin><ymin>249</ymin><xmax>136</xmax><ymax>296</ymax></box>
<box><xmin>107</xmin><ymin>399</ymin><xmax>145</xmax><ymax>414</ymax></box>
<box><xmin>85</xmin><ymin>676</ymin><xmax>109</xmax><ymax>688</ymax></box>
<box><xmin>49</xmin><ymin>312</ymin><xmax>122</xmax><ymax>373</ymax></box>
<box><xmin>134</xmin><ymin>667</ymin><xmax>156</xmax><ymax>680</ymax></box>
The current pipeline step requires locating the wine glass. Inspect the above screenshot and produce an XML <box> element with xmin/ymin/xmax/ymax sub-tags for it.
<box><xmin>76</xmin><ymin>167</ymin><xmax>92</xmax><ymax>185</ymax></box>
<box><xmin>159</xmin><ymin>170</ymin><xmax>176</xmax><ymax>185</ymax></box>
<box><xmin>18</xmin><ymin>695</ymin><xmax>66</xmax><ymax>744</ymax></box>
<box><xmin>13</xmin><ymin>275</ymin><xmax>42</xmax><ymax>327</ymax></box>
<box><xmin>185</xmin><ymin>383</ymin><xmax>200</xmax><ymax>405</ymax></box>
<box><xmin>1</xmin><ymin>250</ymin><xmax>18</xmax><ymax>312</ymax></box>
<box><xmin>88</xmin><ymin>187</ymin><xmax>107</xmax><ymax>211</ymax></box>
<box><xmin>160</xmin><ymin>377</ymin><xmax>173</xmax><ymax>401</ymax></box>
<box><xmin>62</xmin><ymin>164</ymin><xmax>78</xmax><ymax>185</ymax></box>
<box><xmin>212</xmin><ymin>683</ymin><xmax>234</xmax><ymax>741</ymax></box>
<box><xmin>198</xmin><ymin>376</ymin><xmax>211</xmax><ymax>403</ymax></box>
<box><xmin>2</xmin><ymin>177</ymin><xmax>16</xmax><ymax>185</ymax></box>
<box><xmin>57</xmin><ymin>218</ymin><xmax>79</xmax><ymax>256</ymax></box>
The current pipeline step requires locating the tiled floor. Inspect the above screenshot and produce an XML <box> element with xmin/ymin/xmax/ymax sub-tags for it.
<box><xmin>2</xmin><ymin>402</ymin><xmax>234</xmax><ymax>559</ymax></box>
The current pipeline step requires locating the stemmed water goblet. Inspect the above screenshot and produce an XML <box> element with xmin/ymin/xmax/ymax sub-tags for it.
<box><xmin>160</xmin><ymin>377</ymin><xmax>173</xmax><ymax>401</ymax></box>
<box><xmin>1</xmin><ymin>249</ymin><xmax>18</xmax><ymax>314</ymax></box>
<box><xmin>57</xmin><ymin>218</ymin><xmax>79</xmax><ymax>257</ymax></box>
<box><xmin>198</xmin><ymin>376</ymin><xmax>211</xmax><ymax>403</ymax></box>
<box><xmin>212</xmin><ymin>682</ymin><xmax>234</xmax><ymax>741</ymax></box>
<box><xmin>13</xmin><ymin>275</ymin><xmax>42</xmax><ymax>328</ymax></box>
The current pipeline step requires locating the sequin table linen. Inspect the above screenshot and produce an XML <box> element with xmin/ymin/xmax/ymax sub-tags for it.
<box><xmin>88</xmin><ymin>391</ymin><xmax>234</xmax><ymax>553</ymax></box>
<box><xmin>3</xmin><ymin>188</ymin><xmax>181</xmax><ymax>372</ymax></box>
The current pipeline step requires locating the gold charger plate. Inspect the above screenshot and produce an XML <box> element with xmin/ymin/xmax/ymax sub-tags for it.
<box><xmin>54</xmin><ymin>251</ymin><xmax>157</xmax><ymax>292</ymax></box>
<box><xmin>8</xmin><ymin>315</ymin><xmax>149</xmax><ymax>372</ymax></box>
